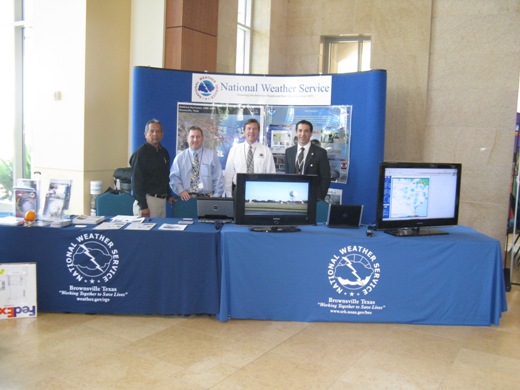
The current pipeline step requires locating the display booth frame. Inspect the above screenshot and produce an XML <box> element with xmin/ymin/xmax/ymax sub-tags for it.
<box><xmin>131</xmin><ymin>67</ymin><xmax>386</xmax><ymax>224</ymax></box>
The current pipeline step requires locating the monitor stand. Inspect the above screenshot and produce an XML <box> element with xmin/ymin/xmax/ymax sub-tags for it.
<box><xmin>384</xmin><ymin>227</ymin><xmax>449</xmax><ymax>237</ymax></box>
<box><xmin>249</xmin><ymin>226</ymin><xmax>301</xmax><ymax>233</ymax></box>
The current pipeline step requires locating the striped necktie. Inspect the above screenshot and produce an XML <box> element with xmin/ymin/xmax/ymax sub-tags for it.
<box><xmin>246</xmin><ymin>145</ymin><xmax>254</xmax><ymax>174</ymax></box>
<box><xmin>297</xmin><ymin>147</ymin><xmax>304</xmax><ymax>174</ymax></box>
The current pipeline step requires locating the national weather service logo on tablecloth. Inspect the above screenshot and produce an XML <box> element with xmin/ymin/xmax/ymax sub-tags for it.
<box><xmin>194</xmin><ymin>75</ymin><xmax>219</xmax><ymax>101</ymax></box>
<box><xmin>327</xmin><ymin>245</ymin><xmax>380</xmax><ymax>296</ymax></box>
<box><xmin>65</xmin><ymin>233</ymin><xmax>120</xmax><ymax>284</ymax></box>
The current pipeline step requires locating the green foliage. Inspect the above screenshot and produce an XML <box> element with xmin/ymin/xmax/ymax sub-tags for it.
<box><xmin>0</xmin><ymin>158</ymin><xmax>13</xmax><ymax>200</ymax></box>
<box><xmin>25</xmin><ymin>151</ymin><xmax>31</xmax><ymax>178</ymax></box>
<box><xmin>0</xmin><ymin>152</ymin><xmax>31</xmax><ymax>201</ymax></box>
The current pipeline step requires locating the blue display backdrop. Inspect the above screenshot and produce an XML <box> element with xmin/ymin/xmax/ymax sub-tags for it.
<box><xmin>131</xmin><ymin>67</ymin><xmax>386</xmax><ymax>224</ymax></box>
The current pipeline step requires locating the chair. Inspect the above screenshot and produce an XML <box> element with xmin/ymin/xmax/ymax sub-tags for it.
<box><xmin>95</xmin><ymin>191</ymin><xmax>135</xmax><ymax>216</ymax></box>
<box><xmin>171</xmin><ymin>197</ymin><xmax>198</xmax><ymax>218</ymax></box>
<box><xmin>316</xmin><ymin>200</ymin><xmax>330</xmax><ymax>223</ymax></box>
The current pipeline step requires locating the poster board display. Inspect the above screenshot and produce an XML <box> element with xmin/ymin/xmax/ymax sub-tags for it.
<box><xmin>131</xmin><ymin>68</ymin><xmax>386</xmax><ymax>224</ymax></box>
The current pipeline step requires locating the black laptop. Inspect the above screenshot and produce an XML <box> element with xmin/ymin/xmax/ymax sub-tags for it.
<box><xmin>327</xmin><ymin>204</ymin><xmax>363</xmax><ymax>228</ymax></box>
<box><xmin>197</xmin><ymin>197</ymin><xmax>234</xmax><ymax>223</ymax></box>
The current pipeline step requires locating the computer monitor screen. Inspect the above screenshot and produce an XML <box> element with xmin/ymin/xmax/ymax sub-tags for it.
<box><xmin>234</xmin><ymin>173</ymin><xmax>318</xmax><ymax>232</ymax></box>
<box><xmin>376</xmin><ymin>162</ymin><xmax>462</xmax><ymax>236</ymax></box>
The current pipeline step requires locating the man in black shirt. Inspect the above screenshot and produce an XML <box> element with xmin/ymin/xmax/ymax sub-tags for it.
<box><xmin>130</xmin><ymin>119</ymin><xmax>173</xmax><ymax>217</ymax></box>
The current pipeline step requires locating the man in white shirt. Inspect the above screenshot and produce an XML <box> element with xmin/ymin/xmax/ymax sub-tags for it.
<box><xmin>224</xmin><ymin>118</ymin><xmax>276</xmax><ymax>197</ymax></box>
<box><xmin>170</xmin><ymin>126</ymin><xmax>224</xmax><ymax>200</ymax></box>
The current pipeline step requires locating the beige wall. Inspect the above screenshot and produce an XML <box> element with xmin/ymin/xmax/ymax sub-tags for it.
<box><xmin>130</xmin><ymin>0</ymin><xmax>165</xmax><ymax>68</ymax></box>
<box><xmin>30</xmin><ymin>0</ymin><xmax>87</xmax><ymax>214</ymax></box>
<box><xmin>84</xmin><ymin>0</ymin><xmax>131</xmax><ymax>212</ymax></box>
<box><xmin>217</xmin><ymin>0</ymin><xmax>238</xmax><ymax>73</ymax></box>
<box><xmin>215</xmin><ymin>0</ymin><xmax>520</xmax><ymax>242</ymax></box>
<box><xmin>282</xmin><ymin>0</ymin><xmax>433</xmax><ymax>159</ymax></box>
<box><xmin>31</xmin><ymin>0</ymin><xmax>131</xmax><ymax>215</ymax></box>
<box><xmin>267</xmin><ymin>1</ymin><xmax>288</xmax><ymax>74</ymax></box>
<box><xmin>426</xmin><ymin>0</ymin><xmax>520</xmax><ymax>240</ymax></box>
<box><xmin>250</xmin><ymin>0</ymin><xmax>288</xmax><ymax>74</ymax></box>
<box><xmin>251</xmin><ymin>0</ymin><xmax>271</xmax><ymax>74</ymax></box>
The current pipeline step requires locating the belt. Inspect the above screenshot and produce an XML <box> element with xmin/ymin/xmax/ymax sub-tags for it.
<box><xmin>147</xmin><ymin>193</ymin><xmax>168</xmax><ymax>199</ymax></box>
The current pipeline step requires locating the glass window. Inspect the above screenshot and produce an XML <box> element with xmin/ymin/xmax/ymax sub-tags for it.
<box><xmin>236</xmin><ymin>0</ymin><xmax>252</xmax><ymax>74</ymax></box>
<box><xmin>0</xmin><ymin>0</ymin><xmax>32</xmax><ymax>212</ymax></box>
<box><xmin>321</xmin><ymin>35</ymin><xmax>371</xmax><ymax>74</ymax></box>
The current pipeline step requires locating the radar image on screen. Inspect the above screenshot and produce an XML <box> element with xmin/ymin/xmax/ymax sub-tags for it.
<box><xmin>389</xmin><ymin>177</ymin><xmax>430</xmax><ymax>218</ymax></box>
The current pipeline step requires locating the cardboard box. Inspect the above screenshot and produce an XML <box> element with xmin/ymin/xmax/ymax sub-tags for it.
<box><xmin>0</xmin><ymin>263</ymin><xmax>37</xmax><ymax>319</ymax></box>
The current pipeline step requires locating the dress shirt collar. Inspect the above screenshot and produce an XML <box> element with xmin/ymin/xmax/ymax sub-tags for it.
<box><xmin>189</xmin><ymin>147</ymin><xmax>202</xmax><ymax>158</ymax></box>
<box><xmin>298</xmin><ymin>142</ymin><xmax>310</xmax><ymax>155</ymax></box>
<box><xmin>245</xmin><ymin>141</ymin><xmax>259</xmax><ymax>150</ymax></box>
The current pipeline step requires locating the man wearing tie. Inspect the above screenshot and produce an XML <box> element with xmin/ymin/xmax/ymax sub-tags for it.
<box><xmin>285</xmin><ymin>119</ymin><xmax>331</xmax><ymax>200</ymax></box>
<box><xmin>224</xmin><ymin>118</ymin><xmax>276</xmax><ymax>197</ymax></box>
<box><xmin>169</xmin><ymin>126</ymin><xmax>224</xmax><ymax>201</ymax></box>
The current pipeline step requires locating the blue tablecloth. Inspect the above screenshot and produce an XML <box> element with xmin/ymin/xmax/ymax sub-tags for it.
<box><xmin>218</xmin><ymin>225</ymin><xmax>507</xmax><ymax>325</ymax></box>
<box><xmin>0</xmin><ymin>219</ymin><xmax>220</xmax><ymax>315</ymax></box>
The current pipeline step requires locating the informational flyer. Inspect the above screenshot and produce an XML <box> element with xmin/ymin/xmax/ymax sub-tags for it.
<box><xmin>326</xmin><ymin>188</ymin><xmax>343</xmax><ymax>204</ymax></box>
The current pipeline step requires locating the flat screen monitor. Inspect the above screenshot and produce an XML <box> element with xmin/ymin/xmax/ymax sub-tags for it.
<box><xmin>375</xmin><ymin>162</ymin><xmax>462</xmax><ymax>236</ymax></box>
<box><xmin>234</xmin><ymin>173</ymin><xmax>318</xmax><ymax>232</ymax></box>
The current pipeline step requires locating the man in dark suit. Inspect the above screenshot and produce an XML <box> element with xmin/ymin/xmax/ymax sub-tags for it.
<box><xmin>285</xmin><ymin>120</ymin><xmax>331</xmax><ymax>200</ymax></box>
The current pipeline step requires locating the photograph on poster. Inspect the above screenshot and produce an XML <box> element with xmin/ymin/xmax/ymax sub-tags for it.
<box><xmin>265</xmin><ymin>105</ymin><xmax>352</xmax><ymax>183</ymax></box>
<box><xmin>176</xmin><ymin>103</ymin><xmax>352</xmax><ymax>183</ymax></box>
<box><xmin>177</xmin><ymin>103</ymin><xmax>264</xmax><ymax>170</ymax></box>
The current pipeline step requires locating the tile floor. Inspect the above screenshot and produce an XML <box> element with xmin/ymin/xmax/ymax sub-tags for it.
<box><xmin>1</xmin><ymin>286</ymin><xmax>519</xmax><ymax>389</ymax></box>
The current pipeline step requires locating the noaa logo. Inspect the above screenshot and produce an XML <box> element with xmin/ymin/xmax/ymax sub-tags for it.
<box><xmin>327</xmin><ymin>245</ymin><xmax>380</xmax><ymax>296</ymax></box>
<box><xmin>65</xmin><ymin>234</ymin><xmax>120</xmax><ymax>284</ymax></box>
<box><xmin>194</xmin><ymin>75</ymin><xmax>219</xmax><ymax>100</ymax></box>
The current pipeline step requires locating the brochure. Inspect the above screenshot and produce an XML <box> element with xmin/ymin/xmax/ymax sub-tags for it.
<box><xmin>125</xmin><ymin>222</ymin><xmax>156</xmax><ymax>230</ymax></box>
<box><xmin>72</xmin><ymin>215</ymin><xmax>105</xmax><ymax>225</ymax></box>
<box><xmin>16</xmin><ymin>178</ymin><xmax>39</xmax><ymax>192</ymax></box>
<box><xmin>15</xmin><ymin>178</ymin><xmax>40</xmax><ymax>215</ymax></box>
<box><xmin>42</xmin><ymin>179</ymin><xmax>72</xmax><ymax>220</ymax></box>
<box><xmin>31</xmin><ymin>220</ymin><xmax>52</xmax><ymax>227</ymax></box>
<box><xmin>49</xmin><ymin>219</ymin><xmax>72</xmax><ymax>228</ymax></box>
<box><xmin>111</xmin><ymin>216</ymin><xmax>144</xmax><ymax>223</ymax></box>
<box><xmin>93</xmin><ymin>221</ymin><xmax>126</xmax><ymax>230</ymax></box>
<box><xmin>0</xmin><ymin>216</ymin><xmax>24</xmax><ymax>226</ymax></box>
<box><xmin>13</xmin><ymin>187</ymin><xmax>38</xmax><ymax>218</ymax></box>
<box><xmin>326</xmin><ymin>188</ymin><xmax>342</xmax><ymax>205</ymax></box>
<box><xmin>158</xmin><ymin>223</ymin><xmax>187</xmax><ymax>231</ymax></box>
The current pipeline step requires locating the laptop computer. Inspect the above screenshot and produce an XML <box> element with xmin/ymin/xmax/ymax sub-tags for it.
<box><xmin>197</xmin><ymin>197</ymin><xmax>234</xmax><ymax>223</ymax></box>
<box><xmin>327</xmin><ymin>204</ymin><xmax>364</xmax><ymax>228</ymax></box>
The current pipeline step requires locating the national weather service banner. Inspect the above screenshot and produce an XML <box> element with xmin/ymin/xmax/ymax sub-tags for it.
<box><xmin>192</xmin><ymin>73</ymin><xmax>332</xmax><ymax>105</ymax></box>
